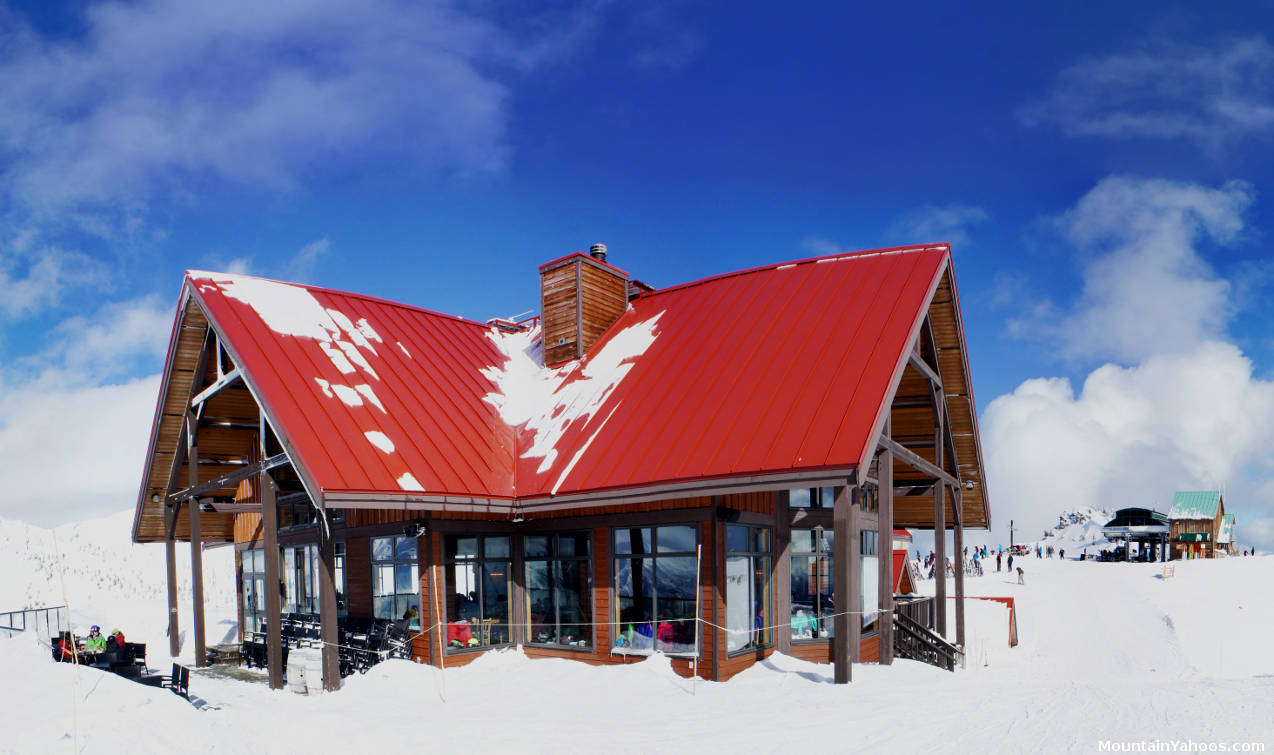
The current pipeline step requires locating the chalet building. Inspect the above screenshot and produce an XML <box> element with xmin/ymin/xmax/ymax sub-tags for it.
<box><xmin>131</xmin><ymin>243</ymin><xmax>991</xmax><ymax>690</ymax></box>
<box><xmin>1168</xmin><ymin>491</ymin><xmax>1228</xmax><ymax>559</ymax></box>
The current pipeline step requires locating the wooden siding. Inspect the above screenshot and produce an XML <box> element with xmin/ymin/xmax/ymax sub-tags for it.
<box><xmin>579</xmin><ymin>262</ymin><xmax>627</xmax><ymax>351</ymax></box>
<box><xmin>541</xmin><ymin>262</ymin><xmax>579</xmax><ymax>366</ymax></box>
<box><xmin>787</xmin><ymin>635</ymin><xmax>880</xmax><ymax>666</ymax></box>
<box><xmin>234</xmin><ymin>512</ymin><xmax>263</xmax><ymax>544</ymax></box>
<box><xmin>346</xmin><ymin>537</ymin><xmax>372</xmax><ymax>618</ymax></box>
<box><xmin>348</xmin><ymin>509</ymin><xmax>415</xmax><ymax>527</ymax></box>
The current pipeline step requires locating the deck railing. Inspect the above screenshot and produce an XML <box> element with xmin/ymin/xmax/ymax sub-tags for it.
<box><xmin>894</xmin><ymin>595</ymin><xmax>935</xmax><ymax>631</ymax></box>
<box><xmin>0</xmin><ymin>605</ymin><xmax>67</xmax><ymax>640</ymax></box>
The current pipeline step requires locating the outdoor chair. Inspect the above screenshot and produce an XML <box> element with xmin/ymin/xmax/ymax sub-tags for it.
<box><xmin>160</xmin><ymin>663</ymin><xmax>190</xmax><ymax>699</ymax></box>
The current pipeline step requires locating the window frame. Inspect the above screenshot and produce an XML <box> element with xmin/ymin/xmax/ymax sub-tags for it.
<box><xmin>522</xmin><ymin>532</ymin><xmax>594</xmax><ymax>651</ymax></box>
<box><xmin>443</xmin><ymin>533</ymin><xmax>513</xmax><ymax>654</ymax></box>
<box><xmin>789</xmin><ymin>525</ymin><xmax>836</xmax><ymax>644</ymax></box>
<box><xmin>724</xmin><ymin>523</ymin><xmax>773</xmax><ymax>657</ymax></box>
<box><xmin>371</xmin><ymin>534</ymin><xmax>421</xmax><ymax>627</ymax></box>
<box><xmin>610</xmin><ymin>524</ymin><xmax>701</xmax><ymax>658</ymax></box>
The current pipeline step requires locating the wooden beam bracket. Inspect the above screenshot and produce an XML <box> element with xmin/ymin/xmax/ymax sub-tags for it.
<box><xmin>167</xmin><ymin>453</ymin><xmax>288</xmax><ymax>503</ymax></box>
<box><xmin>878</xmin><ymin>437</ymin><xmax>959</xmax><ymax>490</ymax></box>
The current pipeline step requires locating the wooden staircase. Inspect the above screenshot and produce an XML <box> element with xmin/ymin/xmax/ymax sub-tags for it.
<box><xmin>893</xmin><ymin>610</ymin><xmax>960</xmax><ymax>671</ymax></box>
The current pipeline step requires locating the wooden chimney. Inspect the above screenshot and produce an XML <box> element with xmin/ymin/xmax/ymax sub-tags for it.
<box><xmin>539</xmin><ymin>244</ymin><xmax>629</xmax><ymax>366</ymax></box>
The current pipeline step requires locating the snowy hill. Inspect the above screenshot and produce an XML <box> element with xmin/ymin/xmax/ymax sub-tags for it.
<box><xmin>1024</xmin><ymin>506</ymin><xmax>1114</xmax><ymax>555</ymax></box>
<box><xmin>0</xmin><ymin>509</ymin><xmax>237</xmax><ymax>650</ymax></box>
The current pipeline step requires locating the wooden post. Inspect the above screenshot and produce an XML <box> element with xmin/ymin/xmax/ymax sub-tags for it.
<box><xmin>848</xmin><ymin>490</ymin><xmax>862</xmax><ymax>664</ymax></box>
<box><xmin>165</xmin><ymin>509</ymin><xmax>181</xmax><ymax>658</ymax></box>
<box><xmin>952</xmin><ymin>485</ymin><xmax>965</xmax><ymax>649</ymax></box>
<box><xmin>510</xmin><ymin>533</ymin><xmax>526</xmax><ymax>646</ymax></box>
<box><xmin>832</xmin><ymin>484</ymin><xmax>853</xmax><ymax>684</ymax></box>
<box><xmin>189</xmin><ymin>446</ymin><xmax>207</xmax><ymax>667</ymax></box>
<box><xmin>933</xmin><ymin>397</ymin><xmax>947</xmax><ymax>640</ymax></box>
<box><xmin>262</xmin><ymin>472</ymin><xmax>284</xmax><ymax>690</ymax></box>
<box><xmin>317</xmin><ymin>508</ymin><xmax>340</xmax><ymax>691</ymax></box>
<box><xmin>879</xmin><ymin>427</ymin><xmax>895</xmax><ymax>665</ymax></box>
<box><xmin>774</xmin><ymin>490</ymin><xmax>792</xmax><ymax>656</ymax></box>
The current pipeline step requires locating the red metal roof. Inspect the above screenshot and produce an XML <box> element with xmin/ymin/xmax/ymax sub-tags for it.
<box><xmin>188</xmin><ymin>273</ymin><xmax>517</xmax><ymax>501</ymax></box>
<box><xmin>180</xmin><ymin>244</ymin><xmax>950</xmax><ymax>506</ymax></box>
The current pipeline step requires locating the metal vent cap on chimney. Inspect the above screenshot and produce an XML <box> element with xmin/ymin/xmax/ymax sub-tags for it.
<box><xmin>589</xmin><ymin>243</ymin><xmax>607</xmax><ymax>262</ymax></box>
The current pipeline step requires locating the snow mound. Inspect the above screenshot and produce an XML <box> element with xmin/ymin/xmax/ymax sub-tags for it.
<box><xmin>1025</xmin><ymin>506</ymin><xmax>1115</xmax><ymax>554</ymax></box>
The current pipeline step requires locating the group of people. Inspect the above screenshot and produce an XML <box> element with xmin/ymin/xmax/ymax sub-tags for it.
<box><xmin>56</xmin><ymin>625</ymin><xmax>127</xmax><ymax>662</ymax></box>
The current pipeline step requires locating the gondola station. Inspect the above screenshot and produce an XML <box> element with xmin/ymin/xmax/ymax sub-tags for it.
<box><xmin>130</xmin><ymin>243</ymin><xmax>992</xmax><ymax>691</ymax></box>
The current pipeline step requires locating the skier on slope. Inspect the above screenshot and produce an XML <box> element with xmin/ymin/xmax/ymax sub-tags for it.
<box><xmin>996</xmin><ymin>552</ymin><xmax>1002</xmax><ymax>572</ymax></box>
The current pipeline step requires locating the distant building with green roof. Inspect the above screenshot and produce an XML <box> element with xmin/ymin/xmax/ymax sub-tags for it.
<box><xmin>1167</xmin><ymin>491</ymin><xmax>1228</xmax><ymax>559</ymax></box>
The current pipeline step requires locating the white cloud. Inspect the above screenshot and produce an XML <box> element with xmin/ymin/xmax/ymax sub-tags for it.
<box><xmin>985</xmin><ymin>176</ymin><xmax>1274</xmax><ymax>551</ymax></box>
<box><xmin>0</xmin><ymin>0</ymin><xmax>595</xmax><ymax>215</ymax></box>
<box><xmin>0</xmin><ymin>295</ymin><xmax>174</xmax><ymax>525</ymax></box>
<box><xmin>0</xmin><ymin>374</ymin><xmax>162</xmax><ymax>527</ymax></box>
<box><xmin>286</xmin><ymin>237</ymin><xmax>332</xmax><ymax>283</ymax></box>
<box><xmin>1013</xmin><ymin>176</ymin><xmax>1252</xmax><ymax>364</ymax></box>
<box><xmin>1020</xmin><ymin>36</ymin><xmax>1274</xmax><ymax>148</ymax></box>
<box><xmin>0</xmin><ymin>244</ymin><xmax>107</xmax><ymax>320</ymax></box>
<box><xmin>983</xmin><ymin>343</ymin><xmax>1274</xmax><ymax>540</ymax></box>
<box><xmin>887</xmin><ymin>204</ymin><xmax>989</xmax><ymax>248</ymax></box>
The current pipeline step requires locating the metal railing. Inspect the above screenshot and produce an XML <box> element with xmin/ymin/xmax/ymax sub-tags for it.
<box><xmin>1</xmin><ymin>605</ymin><xmax>68</xmax><ymax>640</ymax></box>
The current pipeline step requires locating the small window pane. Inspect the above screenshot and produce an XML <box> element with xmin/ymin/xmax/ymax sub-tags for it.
<box><xmin>820</xmin><ymin>487</ymin><xmax>836</xmax><ymax>508</ymax></box>
<box><xmin>395</xmin><ymin>563</ymin><xmax>418</xmax><ymax>594</ymax></box>
<box><xmin>754</xmin><ymin>528</ymin><xmax>770</xmax><ymax>553</ymax></box>
<box><xmin>657</xmin><ymin>525</ymin><xmax>696</xmax><ymax>553</ymax></box>
<box><xmin>726</xmin><ymin>524</ymin><xmax>749</xmax><ymax>553</ymax></box>
<box><xmin>373</xmin><ymin>595</ymin><xmax>395</xmax><ymax>620</ymax></box>
<box><xmin>396</xmin><ymin>535</ymin><xmax>418</xmax><ymax>561</ymax></box>
<box><xmin>485</xmin><ymin>536</ymin><xmax>510</xmax><ymax>559</ymax></box>
<box><xmin>789</xmin><ymin>488</ymin><xmax>811</xmax><ymax>508</ymax></box>
<box><xmin>524</xmin><ymin>535</ymin><xmax>551</xmax><ymax>558</ymax></box>
<box><xmin>790</xmin><ymin>530</ymin><xmax>814</xmax><ymax>553</ymax></box>
<box><xmin>450</xmin><ymin>536</ymin><xmax>478</xmax><ymax>560</ymax></box>
<box><xmin>372</xmin><ymin>536</ymin><xmax>394</xmax><ymax>561</ymax></box>
<box><xmin>614</xmin><ymin>527</ymin><xmax>651</xmax><ymax>555</ymax></box>
<box><xmin>557</xmin><ymin>532</ymin><xmax>589</xmax><ymax>558</ymax></box>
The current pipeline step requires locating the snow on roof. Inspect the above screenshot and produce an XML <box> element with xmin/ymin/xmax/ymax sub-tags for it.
<box><xmin>480</xmin><ymin>312</ymin><xmax>663</xmax><ymax>487</ymax></box>
<box><xmin>1168</xmin><ymin>491</ymin><xmax>1222</xmax><ymax>520</ymax></box>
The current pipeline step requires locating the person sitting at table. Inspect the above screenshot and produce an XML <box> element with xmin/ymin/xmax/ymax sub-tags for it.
<box><xmin>84</xmin><ymin>625</ymin><xmax>107</xmax><ymax>653</ymax></box>
<box><xmin>57</xmin><ymin>631</ymin><xmax>77</xmax><ymax>662</ymax></box>
<box><xmin>109</xmin><ymin>628</ymin><xmax>126</xmax><ymax>648</ymax></box>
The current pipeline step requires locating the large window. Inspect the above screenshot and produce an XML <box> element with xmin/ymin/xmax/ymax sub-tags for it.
<box><xmin>283</xmin><ymin>545</ymin><xmax>318</xmax><ymax>614</ymax></box>
<box><xmin>790</xmin><ymin>528</ymin><xmax>834</xmax><ymax>640</ymax></box>
<box><xmin>372</xmin><ymin>535</ymin><xmax>420</xmax><ymax>626</ymax></box>
<box><xmin>725</xmin><ymin>525</ymin><xmax>771</xmax><ymax>653</ymax></box>
<box><xmin>444</xmin><ymin>535</ymin><xmax>511</xmax><ymax>650</ymax></box>
<box><xmin>613</xmin><ymin>525</ymin><xmax>698</xmax><ymax>655</ymax></box>
<box><xmin>861</xmin><ymin>530</ymin><xmax>879</xmax><ymax>635</ymax></box>
<box><xmin>241</xmin><ymin>548</ymin><xmax>265</xmax><ymax>634</ymax></box>
<box><xmin>524</xmin><ymin>532</ymin><xmax>593</xmax><ymax>648</ymax></box>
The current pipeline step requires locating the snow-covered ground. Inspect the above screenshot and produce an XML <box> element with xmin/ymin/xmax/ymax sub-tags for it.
<box><xmin>3</xmin><ymin>518</ymin><xmax>1272</xmax><ymax>754</ymax></box>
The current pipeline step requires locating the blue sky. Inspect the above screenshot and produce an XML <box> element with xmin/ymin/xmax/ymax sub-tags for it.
<box><xmin>1</xmin><ymin>0</ymin><xmax>1273</xmax><ymax>549</ymax></box>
